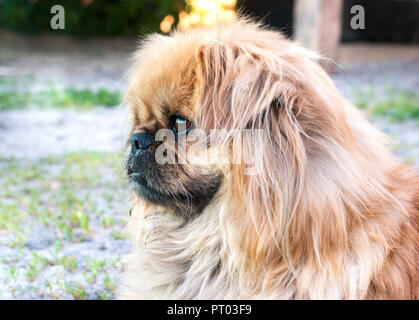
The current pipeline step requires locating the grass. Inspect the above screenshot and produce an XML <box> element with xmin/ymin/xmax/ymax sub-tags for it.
<box><xmin>0</xmin><ymin>87</ymin><xmax>122</xmax><ymax>110</ymax></box>
<box><xmin>101</xmin><ymin>214</ymin><xmax>115</xmax><ymax>228</ymax></box>
<box><xmin>0</xmin><ymin>151</ymin><xmax>128</xmax><ymax>299</ymax></box>
<box><xmin>86</xmin><ymin>257</ymin><xmax>107</xmax><ymax>280</ymax></box>
<box><xmin>65</xmin><ymin>282</ymin><xmax>87</xmax><ymax>300</ymax></box>
<box><xmin>59</xmin><ymin>256</ymin><xmax>78</xmax><ymax>272</ymax></box>
<box><xmin>0</xmin><ymin>151</ymin><xmax>124</xmax><ymax>242</ymax></box>
<box><xmin>4</xmin><ymin>265</ymin><xmax>19</xmax><ymax>283</ymax></box>
<box><xmin>26</xmin><ymin>252</ymin><xmax>49</xmax><ymax>281</ymax></box>
<box><xmin>110</xmin><ymin>229</ymin><xmax>129</xmax><ymax>240</ymax></box>
<box><xmin>0</xmin><ymin>75</ymin><xmax>122</xmax><ymax>110</ymax></box>
<box><xmin>354</xmin><ymin>88</ymin><xmax>419</xmax><ymax>123</ymax></box>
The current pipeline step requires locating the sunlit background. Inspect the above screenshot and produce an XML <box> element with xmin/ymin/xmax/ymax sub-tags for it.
<box><xmin>160</xmin><ymin>0</ymin><xmax>237</xmax><ymax>32</ymax></box>
<box><xmin>0</xmin><ymin>0</ymin><xmax>418</xmax><ymax>299</ymax></box>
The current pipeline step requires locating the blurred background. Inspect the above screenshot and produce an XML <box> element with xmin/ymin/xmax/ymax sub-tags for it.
<box><xmin>0</xmin><ymin>0</ymin><xmax>418</xmax><ymax>299</ymax></box>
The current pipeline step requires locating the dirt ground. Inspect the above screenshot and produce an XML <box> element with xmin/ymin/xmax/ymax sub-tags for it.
<box><xmin>0</xmin><ymin>108</ymin><xmax>128</xmax><ymax>159</ymax></box>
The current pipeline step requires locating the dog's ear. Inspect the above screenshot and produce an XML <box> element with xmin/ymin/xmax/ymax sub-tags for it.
<box><xmin>197</xmin><ymin>41</ymin><xmax>286</xmax><ymax>131</ymax></box>
<box><xmin>196</xmin><ymin>40</ymin><xmax>305</xmax><ymax>271</ymax></box>
<box><xmin>196</xmin><ymin>38</ymin><xmax>353</xmax><ymax>275</ymax></box>
<box><xmin>196</xmin><ymin>38</ymin><xmax>305</xmax><ymax>183</ymax></box>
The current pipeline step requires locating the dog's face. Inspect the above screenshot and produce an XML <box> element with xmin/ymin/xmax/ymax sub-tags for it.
<box><xmin>126</xmin><ymin>118</ymin><xmax>222</xmax><ymax>218</ymax></box>
<box><xmin>125</xmin><ymin>22</ymin><xmax>349</xmax><ymax>221</ymax></box>
<box><xmin>125</xmin><ymin>33</ymin><xmax>224</xmax><ymax>218</ymax></box>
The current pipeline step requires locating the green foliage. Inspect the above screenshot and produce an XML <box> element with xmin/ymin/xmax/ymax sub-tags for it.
<box><xmin>0</xmin><ymin>0</ymin><xmax>183</xmax><ymax>36</ymax></box>
<box><xmin>0</xmin><ymin>86</ymin><xmax>122</xmax><ymax>110</ymax></box>
<box><xmin>59</xmin><ymin>256</ymin><xmax>78</xmax><ymax>272</ymax></box>
<box><xmin>0</xmin><ymin>151</ymin><xmax>126</xmax><ymax>297</ymax></box>
<box><xmin>64</xmin><ymin>282</ymin><xmax>86</xmax><ymax>299</ymax></box>
<box><xmin>26</xmin><ymin>252</ymin><xmax>49</xmax><ymax>281</ymax></box>
<box><xmin>110</xmin><ymin>229</ymin><xmax>129</xmax><ymax>239</ymax></box>
<box><xmin>355</xmin><ymin>88</ymin><xmax>419</xmax><ymax>123</ymax></box>
<box><xmin>0</xmin><ymin>151</ymin><xmax>123</xmax><ymax>244</ymax></box>
<box><xmin>101</xmin><ymin>214</ymin><xmax>115</xmax><ymax>228</ymax></box>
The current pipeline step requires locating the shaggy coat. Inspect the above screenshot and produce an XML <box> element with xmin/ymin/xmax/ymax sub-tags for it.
<box><xmin>120</xmin><ymin>21</ymin><xmax>419</xmax><ymax>299</ymax></box>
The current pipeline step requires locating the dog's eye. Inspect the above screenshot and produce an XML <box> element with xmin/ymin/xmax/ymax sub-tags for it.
<box><xmin>170</xmin><ymin>115</ymin><xmax>193</xmax><ymax>135</ymax></box>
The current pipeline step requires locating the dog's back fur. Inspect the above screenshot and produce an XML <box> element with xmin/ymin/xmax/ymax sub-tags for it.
<box><xmin>120</xmin><ymin>20</ymin><xmax>419</xmax><ymax>299</ymax></box>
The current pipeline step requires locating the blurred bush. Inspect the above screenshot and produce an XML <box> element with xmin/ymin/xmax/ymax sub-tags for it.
<box><xmin>0</xmin><ymin>0</ymin><xmax>183</xmax><ymax>36</ymax></box>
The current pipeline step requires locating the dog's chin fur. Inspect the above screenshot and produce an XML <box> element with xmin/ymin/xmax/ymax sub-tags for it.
<box><xmin>119</xmin><ymin>20</ymin><xmax>419</xmax><ymax>299</ymax></box>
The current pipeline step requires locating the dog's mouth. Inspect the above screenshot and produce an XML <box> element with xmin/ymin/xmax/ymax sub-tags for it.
<box><xmin>128</xmin><ymin>172</ymin><xmax>148</xmax><ymax>187</ymax></box>
<box><xmin>128</xmin><ymin>173</ymin><xmax>168</xmax><ymax>204</ymax></box>
<box><xmin>126</xmin><ymin>144</ymin><xmax>223</xmax><ymax>218</ymax></box>
<box><xmin>128</xmin><ymin>169</ymin><xmax>222</xmax><ymax>218</ymax></box>
<box><xmin>128</xmin><ymin>171</ymin><xmax>196</xmax><ymax>216</ymax></box>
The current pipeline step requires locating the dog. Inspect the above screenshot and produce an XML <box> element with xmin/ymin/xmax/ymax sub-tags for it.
<box><xmin>120</xmin><ymin>20</ymin><xmax>419</xmax><ymax>299</ymax></box>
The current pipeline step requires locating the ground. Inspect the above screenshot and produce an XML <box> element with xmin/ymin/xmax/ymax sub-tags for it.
<box><xmin>0</xmin><ymin>32</ymin><xmax>418</xmax><ymax>299</ymax></box>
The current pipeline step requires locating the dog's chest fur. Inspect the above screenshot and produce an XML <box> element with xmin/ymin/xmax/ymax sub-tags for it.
<box><xmin>119</xmin><ymin>199</ymin><xmax>385</xmax><ymax>300</ymax></box>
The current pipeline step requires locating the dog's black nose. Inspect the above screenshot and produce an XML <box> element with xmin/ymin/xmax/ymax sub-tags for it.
<box><xmin>130</xmin><ymin>132</ymin><xmax>153</xmax><ymax>152</ymax></box>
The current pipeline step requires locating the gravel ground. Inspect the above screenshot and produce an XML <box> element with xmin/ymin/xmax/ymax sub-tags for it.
<box><xmin>0</xmin><ymin>31</ymin><xmax>133</xmax><ymax>91</ymax></box>
<box><xmin>0</xmin><ymin>150</ymin><xmax>131</xmax><ymax>299</ymax></box>
<box><xmin>333</xmin><ymin>58</ymin><xmax>419</xmax><ymax>102</ymax></box>
<box><xmin>0</xmin><ymin>107</ymin><xmax>128</xmax><ymax>159</ymax></box>
<box><xmin>333</xmin><ymin>57</ymin><xmax>419</xmax><ymax>166</ymax></box>
<box><xmin>0</xmin><ymin>36</ymin><xmax>418</xmax><ymax>299</ymax></box>
<box><xmin>0</xmin><ymin>32</ymin><xmax>134</xmax><ymax>298</ymax></box>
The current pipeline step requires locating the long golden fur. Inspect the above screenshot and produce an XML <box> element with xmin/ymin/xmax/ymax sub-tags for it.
<box><xmin>120</xmin><ymin>20</ymin><xmax>419</xmax><ymax>299</ymax></box>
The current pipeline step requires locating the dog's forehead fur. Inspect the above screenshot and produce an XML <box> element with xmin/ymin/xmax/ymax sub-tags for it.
<box><xmin>126</xmin><ymin>32</ymin><xmax>204</xmax><ymax>131</ymax></box>
<box><xmin>125</xmin><ymin>21</ymin><xmax>299</xmax><ymax>132</ymax></box>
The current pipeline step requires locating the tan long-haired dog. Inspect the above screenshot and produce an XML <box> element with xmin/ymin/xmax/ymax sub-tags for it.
<box><xmin>120</xmin><ymin>20</ymin><xmax>419</xmax><ymax>299</ymax></box>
